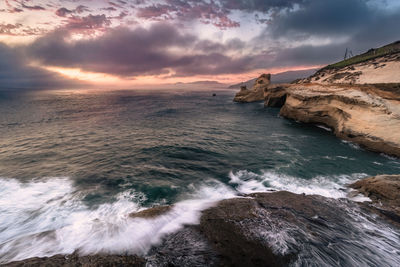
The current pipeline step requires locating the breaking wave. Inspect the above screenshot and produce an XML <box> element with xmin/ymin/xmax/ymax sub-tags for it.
<box><xmin>0</xmin><ymin>177</ymin><xmax>235</xmax><ymax>263</ymax></box>
<box><xmin>229</xmin><ymin>170</ymin><xmax>370</xmax><ymax>201</ymax></box>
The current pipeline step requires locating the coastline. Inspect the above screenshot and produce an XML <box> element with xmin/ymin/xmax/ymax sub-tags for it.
<box><xmin>5</xmin><ymin>175</ymin><xmax>400</xmax><ymax>266</ymax></box>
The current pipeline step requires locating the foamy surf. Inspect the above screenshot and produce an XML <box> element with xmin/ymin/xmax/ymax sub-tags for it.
<box><xmin>229</xmin><ymin>170</ymin><xmax>371</xmax><ymax>201</ymax></box>
<box><xmin>0</xmin><ymin>177</ymin><xmax>235</xmax><ymax>263</ymax></box>
<box><xmin>0</xmin><ymin>173</ymin><xmax>395</xmax><ymax>265</ymax></box>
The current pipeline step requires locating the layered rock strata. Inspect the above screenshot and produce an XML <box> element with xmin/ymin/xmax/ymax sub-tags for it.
<box><xmin>262</xmin><ymin>83</ymin><xmax>400</xmax><ymax>157</ymax></box>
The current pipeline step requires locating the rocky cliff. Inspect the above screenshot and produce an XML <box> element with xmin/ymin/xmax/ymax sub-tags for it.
<box><xmin>263</xmin><ymin>83</ymin><xmax>400</xmax><ymax>157</ymax></box>
<box><xmin>235</xmin><ymin>41</ymin><xmax>400</xmax><ymax>157</ymax></box>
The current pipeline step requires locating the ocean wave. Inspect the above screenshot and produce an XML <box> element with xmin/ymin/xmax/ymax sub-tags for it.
<box><xmin>0</xmin><ymin>177</ymin><xmax>235</xmax><ymax>263</ymax></box>
<box><xmin>229</xmin><ymin>170</ymin><xmax>370</xmax><ymax>201</ymax></box>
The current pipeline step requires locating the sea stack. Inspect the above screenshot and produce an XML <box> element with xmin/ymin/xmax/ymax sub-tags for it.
<box><xmin>233</xmin><ymin>74</ymin><xmax>271</xmax><ymax>102</ymax></box>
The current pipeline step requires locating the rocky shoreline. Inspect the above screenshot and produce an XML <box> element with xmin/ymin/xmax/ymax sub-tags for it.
<box><xmin>5</xmin><ymin>174</ymin><xmax>400</xmax><ymax>266</ymax></box>
<box><xmin>234</xmin><ymin>54</ymin><xmax>400</xmax><ymax>158</ymax></box>
<box><xmin>5</xmin><ymin>44</ymin><xmax>400</xmax><ymax>267</ymax></box>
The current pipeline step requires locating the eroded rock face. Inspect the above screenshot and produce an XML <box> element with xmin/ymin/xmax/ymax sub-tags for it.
<box><xmin>234</xmin><ymin>74</ymin><xmax>271</xmax><ymax>102</ymax></box>
<box><xmin>350</xmin><ymin>175</ymin><xmax>400</xmax><ymax>224</ymax></box>
<box><xmin>264</xmin><ymin>83</ymin><xmax>400</xmax><ymax>157</ymax></box>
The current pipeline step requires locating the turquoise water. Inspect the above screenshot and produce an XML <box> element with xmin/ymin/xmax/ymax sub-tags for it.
<box><xmin>0</xmin><ymin>89</ymin><xmax>399</xmax><ymax>264</ymax></box>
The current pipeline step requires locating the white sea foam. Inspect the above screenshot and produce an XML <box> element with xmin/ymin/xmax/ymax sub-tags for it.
<box><xmin>229</xmin><ymin>170</ymin><xmax>370</xmax><ymax>201</ymax></box>
<box><xmin>316</xmin><ymin>125</ymin><xmax>332</xmax><ymax>132</ymax></box>
<box><xmin>0</xmin><ymin>177</ymin><xmax>235</xmax><ymax>263</ymax></box>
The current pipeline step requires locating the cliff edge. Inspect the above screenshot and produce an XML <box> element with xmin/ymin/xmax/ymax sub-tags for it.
<box><xmin>236</xmin><ymin>41</ymin><xmax>400</xmax><ymax>157</ymax></box>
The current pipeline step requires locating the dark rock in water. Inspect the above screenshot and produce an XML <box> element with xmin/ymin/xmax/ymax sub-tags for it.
<box><xmin>4</xmin><ymin>253</ymin><xmax>145</xmax><ymax>267</ymax></box>
<box><xmin>212</xmin><ymin>93</ymin><xmax>216</xmax><ymax>96</ymax></box>
<box><xmin>130</xmin><ymin>205</ymin><xmax>172</xmax><ymax>218</ymax></box>
<box><xmin>146</xmin><ymin>226</ymin><xmax>220</xmax><ymax>266</ymax></box>
<box><xmin>5</xmin><ymin>191</ymin><xmax>400</xmax><ymax>267</ymax></box>
<box><xmin>199</xmin><ymin>191</ymin><xmax>400</xmax><ymax>266</ymax></box>
<box><xmin>350</xmin><ymin>175</ymin><xmax>400</xmax><ymax>225</ymax></box>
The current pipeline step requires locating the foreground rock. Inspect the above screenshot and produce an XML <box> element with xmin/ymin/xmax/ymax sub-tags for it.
<box><xmin>6</xmin><ymin>191</ymin><xmax>400</xmax><ymax>266</ymax></box>
<box><xmin>144</xmin><ymin>191</ymin><xmax>400</xmax><ymax>266</ymax></box>
<box><xmin>233</xmin><ymin>74</ymin><xmax>271</xmax><ymax>102</ymax></box>
<box><xmin>350</xmin><ymin>175</ymin><xmax>400</xmax><ymax>224</ymax></box>
<box><xmin>263</xmin><ymin>83</ymin><xmax>400</xmax><ymax>157</ymax></box>
<box><xmin>5</xmin><ymin>254</ymin><xmax>145</xmax><ymax>267</ymax></box>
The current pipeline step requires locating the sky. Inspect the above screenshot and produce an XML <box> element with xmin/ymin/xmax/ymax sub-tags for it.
<box><xmin>0</xmin><ymin>0</ymin><xmax>399</xmax><ymax>89</ymax></box>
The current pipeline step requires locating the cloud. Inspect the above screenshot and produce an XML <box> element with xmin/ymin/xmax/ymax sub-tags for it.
<box><xmin>136</xmin><ymin>1</ymin><xmax>240</xmax><ymax>29</ymax></box>
<box><xmin>26</xmin><ymin>23</ymin><xmax>266</xmax><ymax>77</ymax></box>
<box><xmin>21</xmin><ymin>1</ymin><xmax>46</xmax><ymax>11</ymax></box>
<box><xmin>0</xmin><ymin>23</ymin><xmax>46</xmax><ymax>36</ymax></box>
<box><xmin>2</xmin><ymin>0</ymin><xmax>400</xmax><ymax>83</ymax></box>
<box><xmin>218</xmin><ymin>0</ymin><xmax>306</xmax><ymax>12</ymax></box>
<box><xmin>56</xmin><ymin>5</ymin><xmax>89</xmax><ymax>17</ymax></box>
<box><xmin>61</xmin><ymin>14</ymin><xmax>111</xmax><ymax>32</ymax></box>
<box><xmin>0</xmin><ymin>43</ymin><xmax>82</xmax><ymax>90</ymax></box>
<box><xmin>252</xmin><ymin>0</ymin><xmax>400</xmax><ymax>63</ymax></box>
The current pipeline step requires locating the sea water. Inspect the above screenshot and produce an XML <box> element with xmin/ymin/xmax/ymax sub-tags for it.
<box><xmin>0</xmin><ymin>89</ymin><xmax>399</xmax><ymax>264</ymax></box>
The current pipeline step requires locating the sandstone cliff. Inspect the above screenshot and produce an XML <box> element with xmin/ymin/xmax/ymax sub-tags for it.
<box><xmin>235</xmin><ymin>41</ymin><xmax>400</xmax><ymax>157</ymax></box>
<box><xmin>299</xmin><ymin>41</ymin><xmax>400</xmax><ymax>84</ymax></box>
<box><xmin>264</xmin><ymin>83</ymin><xmax>400</xmax><ymax>157</ymax></box>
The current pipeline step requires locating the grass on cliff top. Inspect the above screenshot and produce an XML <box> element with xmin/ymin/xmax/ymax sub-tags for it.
<box><xmin>324</xmin><ymin>41</ymin><xmax>400</xmax><ymax>70</ymax></box>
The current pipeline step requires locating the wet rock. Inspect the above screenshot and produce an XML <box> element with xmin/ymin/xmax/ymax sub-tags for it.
<box><xmin>146</xmin><ymin>226</ymin><xmax>219</xmax><ymax>267</ymax></box>
<box><xmin>350</xmin><ymin>175</ymin><xmax>400</xmax><ymax>225</ymax></box>
<box><xmin>4</xmin><ymin>253</ymin><xmax>146</xmax><ymax>267</ymax></box>
<box><xmin>4</xmin><ymin>191</ymin><xmax>400</xmax><ymax>266</ymax></box>
<box><xmin>198</xmin><ymin>191</ymin><xmax>399</xmax><ymax>266</ymax></box>
<box><xmin>130</xmin><ymin>205</ymin><xmax>172</xmax><ymax>219</ymax></box>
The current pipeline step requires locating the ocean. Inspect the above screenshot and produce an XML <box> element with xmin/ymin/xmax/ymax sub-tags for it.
<box><xmin>0</xmin><ymin>89</ymin><xmax>399</xmax><ymax>265</ymax></box>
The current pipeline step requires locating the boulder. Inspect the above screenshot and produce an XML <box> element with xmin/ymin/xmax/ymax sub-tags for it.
<box><xmin>350</xmin><ymin>175</ymin><xmax>400</xmax><ymax>224</ymax></box>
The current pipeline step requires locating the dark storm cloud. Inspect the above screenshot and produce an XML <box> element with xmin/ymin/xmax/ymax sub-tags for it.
<box><xmin>258</xmin><ymin>0</ymin><xmax>400</xmax><ymax>59</ymax></box>
<box><xmin>269</xmin><ymin>0</ymin><xmax>374</xmax><ymax>37</ymax></box>
<box><xmin>26</xmin><ymin>23</ymin><xmax>264</xmax><ymax>77</ymax></box>
<box><xmin>0</xmin><ymin>43</ymin><xmax>81</xmax><ymax>90</ymax></box>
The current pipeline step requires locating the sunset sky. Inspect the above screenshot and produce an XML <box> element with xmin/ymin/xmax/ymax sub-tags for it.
<box><xmin>1</xmin><ymin>0</ymin><xmax>399</xmax><ymax>89</ymax></box>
